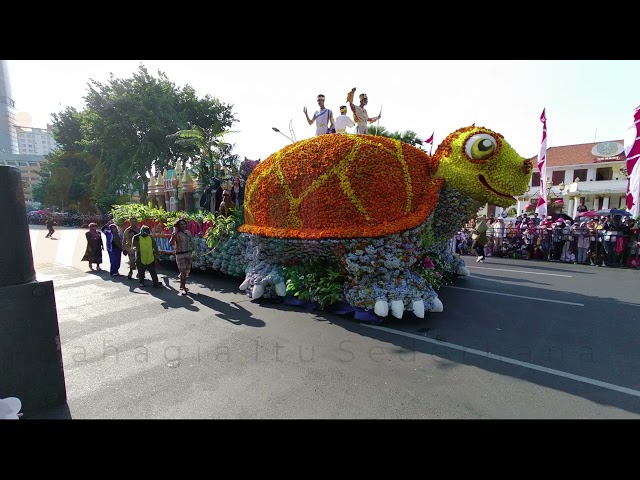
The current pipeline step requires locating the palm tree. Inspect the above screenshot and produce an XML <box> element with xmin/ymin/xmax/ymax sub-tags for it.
<box><xmin>366</xmin><ymin>125</ymin><xmax>425</xmax><ymax>148</ymax></box>
<box><xmin>166</xmin><ymin>124</ymin><xmax>238</xmax><ymax>182</ymax></box>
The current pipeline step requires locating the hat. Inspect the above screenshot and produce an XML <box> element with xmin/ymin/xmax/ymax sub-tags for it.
<box><xmin>339</xmin><ymin>105</ymin><xmax>347</xmax><ymax>113</ymax></box>
<box><xmin>140</xmin><ymin>225</ymin><xmax>151</xmax><ymax>234</ymax></box>
<box><xmin>317</xmin><ymin>94</ymin><xmax>325</xmax><ymax>101</ymax></box>
<box><xmin>359</xmin><ymin>93</ymin><xmax>368</xmax><ymax>100</ymax></box>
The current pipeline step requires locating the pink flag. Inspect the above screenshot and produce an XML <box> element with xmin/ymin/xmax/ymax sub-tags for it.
<box><xmin>425</xmin><ymin>132</ymin><xmax>434</xmax><ymax>144</ymax></box>
<box><xmin>426</xmin><ymin>131</ymin><xmax>434</xmax><ymax>156</ymax></box>
<box><xmin>535</xmin><ymin>108</ymin><xmax>548</xmax><ymax>219</ymax></box>
<box><xmin>625</xmin><ymin>105</ymin><xmax>640</xmax><ymax>218</ymax></box>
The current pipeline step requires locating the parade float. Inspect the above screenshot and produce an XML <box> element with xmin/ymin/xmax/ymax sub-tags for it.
<box><xmin>111</xmin><ymin>125</ymin><xmax>532</xmax><ymax>322</ymax></box>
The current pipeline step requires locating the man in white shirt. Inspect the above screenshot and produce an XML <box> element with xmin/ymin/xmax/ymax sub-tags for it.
<box><xmin>303</xmin><ymin>94</ymin><xmax>335</xmax><ymax>136</ymax></box>
<box><xmin>347</xmin><ymin>89</ymin><xmax>381</xmax><ymax>134</ymax></box>
<box><xmin>334</xmin><ymin>105</ymin><xmax>355</xmax><ymax>134</ymax></box>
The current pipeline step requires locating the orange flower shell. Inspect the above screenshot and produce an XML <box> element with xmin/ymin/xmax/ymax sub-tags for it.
<box><xmin>238</xmin><ymin>134</ymin><xmax>443</xmax><ymax>240</ymax></box>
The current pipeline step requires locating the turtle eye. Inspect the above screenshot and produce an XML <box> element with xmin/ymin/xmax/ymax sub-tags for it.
<box><xmin>465</xmin><ymin>134</ymin><xmax>498</xmax><ymax>161</ymax></box>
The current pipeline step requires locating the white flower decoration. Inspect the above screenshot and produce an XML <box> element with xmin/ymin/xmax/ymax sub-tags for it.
<box><xmin>0</xmin><ymin>397</ymin><xmax>22</xmax><ymax>419</ymax></box>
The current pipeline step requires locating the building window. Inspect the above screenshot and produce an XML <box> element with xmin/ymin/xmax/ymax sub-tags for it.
<box><xmin>596</xmin><ymin>167</ymin><xmax>613</xmax><ymax>181</ymax></box>
<box><xmin>18</xmin><ymin>162</ymin><xmax>28</xmax><ymax>166</ymax></box>
<box><xmin>551</xmin><ymin>170</ymin><xmax>565</xmax><ymax>185</ymax></box>
<box><xmin>531</xmin><ymin>172</ymin><xmax>540</xmax><ymax>187</ymax></box>
<box><xmin>28</xmin><ymin>162</ymin><xmax>38</xmax><ymax>167</ymax></box>
<box><xmin>573</xmin><ymin>169</ymin><xmax>587</xmax><ymax>182</ymax></box>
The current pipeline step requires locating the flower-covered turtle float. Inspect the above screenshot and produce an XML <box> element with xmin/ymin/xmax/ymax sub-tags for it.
<box><xmin>235</xmin><ymin>125</ymin><xmax>531</xmax><ymax>320</ymax></box>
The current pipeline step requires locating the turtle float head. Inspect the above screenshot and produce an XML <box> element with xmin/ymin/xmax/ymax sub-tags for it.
<box><xmin>433</xmin><ymin>126</ymin><xmax>532</xmax><ymax>208</ymax></box>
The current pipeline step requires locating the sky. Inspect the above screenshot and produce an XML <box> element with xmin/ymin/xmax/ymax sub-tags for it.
<box><xmin>6</xmin><ymin>60</ymin><xmax>640</xmax><ymax>163</ymax></box>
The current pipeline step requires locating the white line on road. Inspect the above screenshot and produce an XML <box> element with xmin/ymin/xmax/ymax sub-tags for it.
<box><xmin>468</xmin><ymin>266</ymin><xmax>572</xmax><ymax>277</ymax></box>
<box><xmin>361</xmin><ymin>324</ymin><xmax>640</xmax><ymax>399</ymax></box>
<box><xmin>445</xmin><ymin>286</ymin><xmax>584</xmax><ymax>306</ymax></box>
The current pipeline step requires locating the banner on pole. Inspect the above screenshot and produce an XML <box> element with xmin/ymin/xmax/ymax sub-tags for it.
<box><xmin>535</xmin><ymin>109</ymin><xmax>548</xmax><ymax>219</ymax></box>
<box><xmin>625</xmin><ymin>105</ymin><xmax>640</xmax><ymax>219</ymax></box>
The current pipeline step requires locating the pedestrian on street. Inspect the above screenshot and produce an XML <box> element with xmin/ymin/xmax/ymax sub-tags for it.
<box><xmin>169</xmin><ymin>218</ymin><xmax>195</xmax><ymax>295</ymax></box>
<box><xmin>45</xmin><ymin>217</ymin><xmax>56</xmax><ymax>238</ymax></box>
<box><xmin>132</xmin><ymin>225</ymin><xmax>162</xmax><ymax>288</ymax></box>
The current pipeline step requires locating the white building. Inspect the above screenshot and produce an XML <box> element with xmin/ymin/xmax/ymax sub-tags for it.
<box><xmin>482</xmin><ymin>139</ymin><xmax>628</xmax><ymax>220</ymax></box>
<box><xmin>16</xmin><ymin>124</ymin><xmax>59</xmax><ymax>155</ymax></box>
<box><xmin>0</xmin><ymin>153</ymin><xmax>47</xmax><ymax>206</ymax></box>
<box><xmin>0</xmin><ymin>59</ymin><xmax>19</xmax><ymax>154</ymax></box>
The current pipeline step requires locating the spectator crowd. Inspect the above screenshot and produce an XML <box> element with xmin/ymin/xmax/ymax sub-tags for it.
<box><xmin>453</xmin><ymin>212</ymin><xmax>639</xmax><ymax>268</ymax></box>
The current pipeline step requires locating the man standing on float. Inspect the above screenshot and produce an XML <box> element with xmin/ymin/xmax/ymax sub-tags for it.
<box><xmin>303</xmin><ymin>94</ymin><xmax>335</xmax><ymax>136</ymax></box>
<box><xmin>346</xmin><ymin>87</ymin><xmax>381</xmax><ymax>134</ymax></box>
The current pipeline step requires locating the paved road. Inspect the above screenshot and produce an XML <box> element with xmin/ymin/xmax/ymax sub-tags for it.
<box><xmin>24</xmin><ymin>226</ymin><xmax>640</xmax><ymax>419</ymax></box>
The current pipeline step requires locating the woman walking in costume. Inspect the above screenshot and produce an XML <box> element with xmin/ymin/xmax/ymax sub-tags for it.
<box><xmin>102</xmin><ymin>222</ymin><xmax>123</xmax><ymax>276</ymax></box>
<box><xmin>81</xmin><ymin>223</ymin><xmax>104</xmax><ymax>271</ymax></box>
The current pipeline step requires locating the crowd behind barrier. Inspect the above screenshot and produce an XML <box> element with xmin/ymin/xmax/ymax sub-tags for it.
<box><xmin>453</xmin><ymin>215</ymin><xmax>640</xmax><ymax>269</ymax></box>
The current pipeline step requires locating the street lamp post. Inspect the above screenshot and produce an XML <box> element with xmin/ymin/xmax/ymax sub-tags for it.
<box><xmin>272</xmin><ymin>127</ymin><xmax>294</xmax><ymax>144</ymax></box>
<box><xmin>545</xmin><ymin>178</ymin><xmax>565</xmax><ymax>199</ymax></box>
<box><xmin>545</xmin><ymin>178</ymin><xmax>565</xmax><ymax>215</ymax></box>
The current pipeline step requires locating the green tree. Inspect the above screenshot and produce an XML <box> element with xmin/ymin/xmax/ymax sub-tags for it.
<box><xmin>44</xmin><ymin>63</ymin><xmax>237</xmax><ymax>209</ymax></box>
<box><xmin>33</xmin><ymin>149</ymin><xmax>95</xmax><ymax>211</ymax></box>
<box><xmin>165</xmin><ymin>124</ymin><xmax>239</xmax><ymax>182</ymax></box>
<box><xmin>367</xmin><ymin>125</ymin><xmax>425</xmax><ymax>148</ymax></box>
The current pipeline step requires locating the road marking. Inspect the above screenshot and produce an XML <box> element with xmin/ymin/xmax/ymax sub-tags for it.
<box><xmin>467</xmin><ymin>266</ymin><xmax>572</xmax><ymax>277</ymax></box>
<box><xmin>361</xmin><ymin>324</ymin><xmax>640</xmax><ymax>399</ymax></box>
<box><xmin>445</xmin><ymin>286</ymin><xmax>584</xmax><ymax>306</ymax></box>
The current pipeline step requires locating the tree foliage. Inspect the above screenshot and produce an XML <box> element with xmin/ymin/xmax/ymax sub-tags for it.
<box><xmin>32</xmin><ymin>149</ymin><xmax>96</xmax><ymax>212</ymax></box>
<box><xmin>367</xmin><ymin>125</ymin><xmax>425</xmax><ymax>148</ymax></box>
<box><xmin>165</xmin><ymin>124</ymin><xmax>239</xmax><ymax>183</ymax></box>
<box><xmin>38</xmin><ymin>64</ymin><xmax>237</xmax><ymax>211</ymax></box>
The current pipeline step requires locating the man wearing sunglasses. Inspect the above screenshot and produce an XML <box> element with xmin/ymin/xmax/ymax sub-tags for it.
<box><xmin>303</xmin><ymin>94</ymin><xmax>335</xmax><ymax>136</ymax></box>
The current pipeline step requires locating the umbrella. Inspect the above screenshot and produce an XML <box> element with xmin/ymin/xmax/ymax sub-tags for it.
<box><xmin>594</xmin><ymin>208</ymin><xmax>631</xmax><ymax>217</ymax></box>
<box><xmin>556</xmin><ymin>213</ymin><xmax>574</xmax><ymax>223</ymax></box>
<box><xmin>577</xmin><ymin>210</ymin><xmax>599</xmax><ymax>218</ymax></box>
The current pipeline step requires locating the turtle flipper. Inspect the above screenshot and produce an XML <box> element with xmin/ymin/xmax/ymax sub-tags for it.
<box><xmin>239</xmin><ymin>236</ymin><xmax>286</xmax><ymax>300</ymax></box>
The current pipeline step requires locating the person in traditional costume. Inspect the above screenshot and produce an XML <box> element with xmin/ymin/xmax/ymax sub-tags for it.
<box><xmin>101</xmin><ymin>222</ymin><xmax>123</xmax><ymax>276</ymax></box>
<box><xmin>346</xmin><ymin>88</ymin><xmax>381</xmax><ymax>134</ymax></box>
<box><xmin>169</xmin><ymin>218</ymin><xmax>195</xmax><ymax>295</ymax></box>
<box><xmin>303</xmin><ymin>94</ymin><xmax>335</xmax><ymax>136</ymax></box>
<box><xmin>81</xmin><ymin>223</ymin><xmax>104</xmax><ymax>271</ymax></box>
<box><xmin>334</xmin><ymin>105</ymin><xmax>355</xmax><ymax>134</ymax></box>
